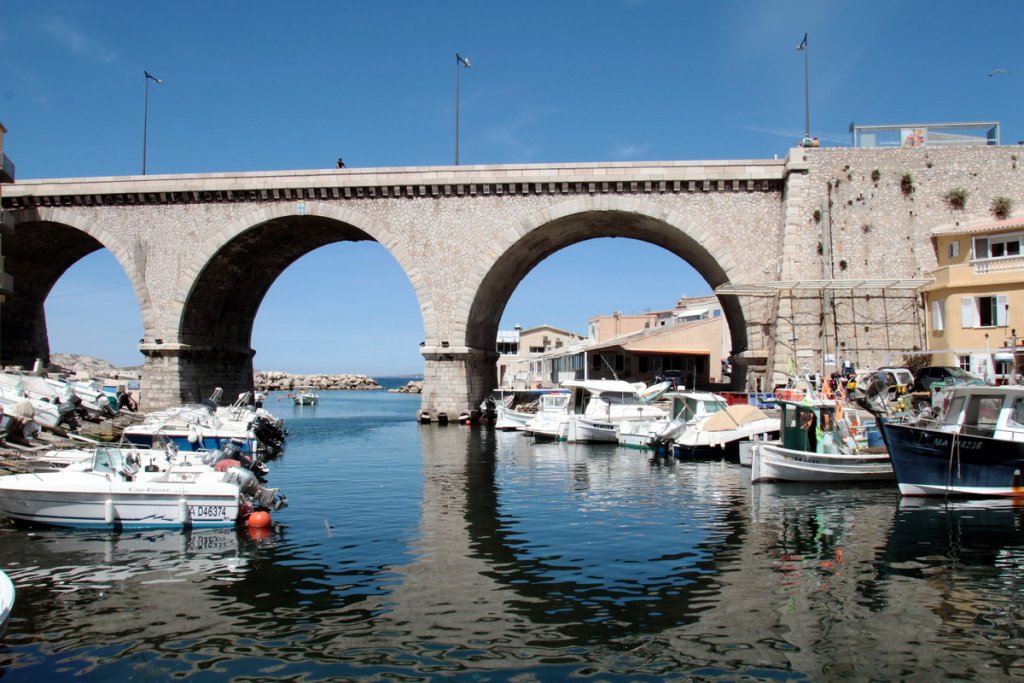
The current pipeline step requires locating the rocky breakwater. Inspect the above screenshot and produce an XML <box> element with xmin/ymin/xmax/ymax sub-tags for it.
<box><xmin>390</xmin><ymin>381</ymin><xmax>423</xmax><ymax>394</ymax></box>
<box><xmin>254</xmin><ymin>371</ymin><xmax>383</xmax><ymax>392</ymax></box>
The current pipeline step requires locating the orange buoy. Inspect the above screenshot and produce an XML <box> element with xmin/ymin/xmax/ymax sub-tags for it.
<box><xmin>247</xmin><ymin>510</ymin><xmax>272</xmax><ymax>528</ymax></box>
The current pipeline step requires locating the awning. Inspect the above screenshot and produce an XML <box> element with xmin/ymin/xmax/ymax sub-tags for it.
<box><xmin>715</xmin><ymin>277</ymin><xmax>933</xmax><ymax>296</ymax></box>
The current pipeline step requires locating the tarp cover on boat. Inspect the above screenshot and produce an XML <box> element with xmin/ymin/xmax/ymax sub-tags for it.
<box><xmin>702</xmin><ymin>404</ymin><xmax>769</xmax><ymax>432</ymax></box>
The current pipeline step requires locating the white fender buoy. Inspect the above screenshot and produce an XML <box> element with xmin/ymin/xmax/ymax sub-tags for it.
<box><xmin>104</xmin><ymin>499</ymin><xmax>115</xmax><ymax>525</ymax></box>
<box><xmin>179</xmin><ymin>499</ymin><xmax>190</xmax><ymax>525</ymax></box>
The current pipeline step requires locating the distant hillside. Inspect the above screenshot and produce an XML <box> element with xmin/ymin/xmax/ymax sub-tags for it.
<box><xmin>48</xmin><ymin>354</ymin><xmax>142</xmax><ymax>379</ymax></box>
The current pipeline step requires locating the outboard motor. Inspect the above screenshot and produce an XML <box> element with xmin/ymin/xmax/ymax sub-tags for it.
<box><xmin>252</xmin><ymin>415</ymin><xmax>284</xmax><ymax>454</ymax></box>
<box><xmin>223</xmin><ymin>466</ymin><xmax>288</xmax><ymax>511</ymax></box>
<box><xmin>225</xmin><ymin>438</ymin><xmax>270</xmax><ymax>479</ymax></box>
<box><xmin>56</xmin><ymin>398</ymin><xmax>80</xmax><ymax>431</ymax></box>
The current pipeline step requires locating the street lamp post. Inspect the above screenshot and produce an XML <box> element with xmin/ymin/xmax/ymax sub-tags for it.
<box><xmin>142</xmin><ymin>70</ymin><xmax>162</xmax><ymax>175</ymax></box>
<box><xmin>455</xmin><ymin>53</ymin><xmax>471</xmax><ymax>165</ymax></box>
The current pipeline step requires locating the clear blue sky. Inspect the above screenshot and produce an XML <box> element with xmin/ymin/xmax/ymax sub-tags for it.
<box><xmin>3</xmin><ymin>1</ymin><xmax>1022</xmax><ymax>375</ymax></box>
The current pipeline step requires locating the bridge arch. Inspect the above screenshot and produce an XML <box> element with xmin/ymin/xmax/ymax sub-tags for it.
<box><xmin>163</xmin><ymin>202</ymin><xmax>429</xmax><ymax>402</ymax></box>
<box><xmin>456</xmin><ymin>196</ymin><xmax>748</xmax><ymax>404</ymax></box>
<box><xmin>2</xmin><ymin>206</ymin><xmax>153</xmax><ymax>368</ymax></box>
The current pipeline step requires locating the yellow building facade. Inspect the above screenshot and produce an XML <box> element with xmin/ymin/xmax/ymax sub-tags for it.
<box><xmin>925</xmin><ymin>215</ymin><xmax>1024</xmax><ymax>381</ymax></box>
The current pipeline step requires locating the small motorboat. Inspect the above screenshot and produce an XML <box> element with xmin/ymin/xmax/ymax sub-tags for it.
<box><xmin>0</xmin><ymin>443</ymin><xmax>286</xmax><ymax>529</ymax></box>
<box><xmin>123</xmin><ymin>389</ymin><xmax>286</xmax><ymax>456</ymax></box>
<box><xmin>750</xmin><ymin>396</ymin><xmax>891</xmax><ymax>484</ymax></box>
<box><xmin>0</xmin><ymin>568</ymin><xmax>13</xmax><ymax>637</ymax></box>
<box><xmin>292</xmin><ymin>387</ymin><xmax>319</xmax><ymax>406</ymax></box>
<box><xmin>562</xmin><ymin>379</ymin><xmax>667</xmax><ymax>443</ymax></box>
<box><xmin>671</xmin><ymin>392</ymin><xmax>780</xmax><ymax>456</ymax></box>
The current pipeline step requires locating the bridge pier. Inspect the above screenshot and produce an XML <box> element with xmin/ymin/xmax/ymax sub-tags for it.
<box><xmin>139</xmin><ymin>343</ymin><xmax>254</xmax><ymax>411</ymax></box>
<box><xmin>419</xmin><ymin>346</ymin><xmax>498</xmax><ymax>422</ymax></box>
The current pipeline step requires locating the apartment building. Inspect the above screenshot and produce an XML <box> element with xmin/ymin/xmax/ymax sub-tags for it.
<box><xmin>925</xmin><ymin>213</ymin><xmax>1024</xmax><ymax>381</ymax></box>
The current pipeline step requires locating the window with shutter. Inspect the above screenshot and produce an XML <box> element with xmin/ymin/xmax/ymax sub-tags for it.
<box><xmin>931</xmin><ymin>299</ymin><xmax>944</xmax><ymax>331</ymax></box>
<box><xmin>962</xmin><ymin>297</ymin><xmax>975</xmax><ymax>328</ymax></box>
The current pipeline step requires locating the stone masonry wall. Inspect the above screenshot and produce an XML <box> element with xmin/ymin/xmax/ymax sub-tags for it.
<box><xmin>773</xmin><ymin>145</ymin><xmax>1024</xmax><ymax>378</ymax></box>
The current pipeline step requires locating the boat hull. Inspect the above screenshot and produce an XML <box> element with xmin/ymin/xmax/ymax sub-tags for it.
<box><xmin>750</xmin><ymin>441</ymin><xmax>893</xmax><ymax>484</ymax></box>
<box><xmin>879</xmin><ymin>420</ymin><xmax>1024</xmax><ymax>497</ymax></box>
<box><xmin>0</xmin><ymin>474</ymin><xmax>241</xmax><ymax>529</ymax></box>
<box><xmin>494</xmin><ymin>407</ymin><xmax>533</xmax><ymax>431</ymax></box>
<box><xmin>0</xmin><ymin>569</ymin><xmax>12</xmax><ymax>637</ymax></box>
<box><xmin>123</xmin><ymin>432</ymin><xmax>259</xmax><ymax>455</ymax></box>
<box><xmin>567</xmin><ymin>417</ymin><xmax>619</xmax><ymax>443</ymax></box>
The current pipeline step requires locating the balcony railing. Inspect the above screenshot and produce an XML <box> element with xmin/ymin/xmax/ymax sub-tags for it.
<box><xmin>972</xmin><ymin>255</ymin><xmax>1024</xmax><ymax>274</ymax></box>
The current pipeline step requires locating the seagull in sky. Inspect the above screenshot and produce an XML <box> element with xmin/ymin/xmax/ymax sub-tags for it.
<box><xmin>988</xmin><ymin>68</ymin><xmax>1009</xmax><ymax>77</ymax></box>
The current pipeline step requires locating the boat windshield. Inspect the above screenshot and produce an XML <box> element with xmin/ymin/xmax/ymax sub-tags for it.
<box><xmin>1011</xmin><ymin>397</ymin><xmax>1024</xmax><ymax>427</ymax></box>
<box><xmin>676</xmin><ymin>396</ymin><xmax>724</xmax><ymax>420</ymax></box>
<box><xmin>92</xmin><ymin>447</ymin><xmax>128</xmax><ymax>474</ymax></box>
<box><xmin>960</xmin><ymin>394</ymin><xmax>1004</xmax><ymax>437</ymax></box>
<box><xmin>603</xmin><ymin>392</ymin><xmax>641</xmax><ymax>406</ymax></box>
<box><xmin>942</xmin><ymin>396</ymin><xmax>965</xmax><ymax>426</ymax></box>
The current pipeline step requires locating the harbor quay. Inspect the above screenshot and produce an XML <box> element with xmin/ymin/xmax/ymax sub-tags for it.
<box><xmin>3</xmin><ymin>145</ymin><xmax>1023</xmax><ymax>419</ymax></box>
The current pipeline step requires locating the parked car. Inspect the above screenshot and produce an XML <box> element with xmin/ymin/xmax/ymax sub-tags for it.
<box><xmin>877</xmin><ymin>367</ymin><xmax>915</xmax><ymax>393</ymax></box>
<box><xmin>658</xmin><ymin>369</ymin><xmax>684</xmax><ymax>390</ymax></box>
<box><xmin>912</xmin><ymin>366</ymin><xmax>986</xmax><ymax>393</ymax></box>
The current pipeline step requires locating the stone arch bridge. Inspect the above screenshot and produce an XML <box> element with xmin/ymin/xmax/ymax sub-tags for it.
<box><xmin>2</xmin><ymin>146</ymin><xmax>1018</xmax><ymax>416</ymax></box>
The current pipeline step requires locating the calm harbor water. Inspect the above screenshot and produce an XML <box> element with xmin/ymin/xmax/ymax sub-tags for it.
<box><xmin>2</xmin><ymin>388</ymin><xmax>1024</xmax><ymax>681</ymax></box>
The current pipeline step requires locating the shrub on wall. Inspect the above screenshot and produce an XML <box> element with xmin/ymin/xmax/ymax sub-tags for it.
<box><xmin>944</xmin><ymin>187</ymin><xmax>969</xmax><ymax>210</ymax></box>
<box><xmin>900</xmin><ymin>172</ymin><xmax>914</xmax><ymax>196</ymax></box>
<box><xmin>992</xmin><ymin>196</ymin><xmax>1013</xmax><ymax>219</ymax></box>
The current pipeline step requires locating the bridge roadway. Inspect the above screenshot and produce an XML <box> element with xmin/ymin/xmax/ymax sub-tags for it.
<box><xmin>1</xmin><ymin>145</ymin><xmax>1016</xmax><ymax>415</ymax></box>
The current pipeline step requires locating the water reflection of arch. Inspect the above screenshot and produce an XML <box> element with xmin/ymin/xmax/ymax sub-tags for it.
<box><xmin>460</xmin><ymin>427</ymin><xmax>752</xmax><ymax>644</ymax></box>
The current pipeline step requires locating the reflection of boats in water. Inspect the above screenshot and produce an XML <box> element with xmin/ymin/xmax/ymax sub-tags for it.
<box><xmin>4</xmin><ymin>527</ymin><xmax>255</xmax><ymax>589</ymax></box>
<box><xmin>885</xmin><ymin>497</ymin><xmax>1024</xmax><ymax>570</ymax></box>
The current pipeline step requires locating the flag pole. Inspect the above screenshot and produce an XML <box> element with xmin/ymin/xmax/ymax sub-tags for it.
<box><xmin>142</xmin><ymin>71</ymin><xmax>150</xmax><ymax>175</ymax></box>
<box><xmin>455</xmin><ymin>53</ymin><xmax>470</xmax><ymax>165</ymax></box>
<box><xmin>142</xmin><ymin>70</ymin><xmax>162</xmax><ymax>175</ymax></box>
<box><xmin>797</xmin><ymin>33</ymin><xmax>810</xmax><ymax>137</ymax></box>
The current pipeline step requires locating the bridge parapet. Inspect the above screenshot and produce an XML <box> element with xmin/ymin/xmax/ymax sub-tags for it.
<box><xmin>2</xmin><ymin>159</ymin><xmax>788</xmax><ymax>209</ymax></box>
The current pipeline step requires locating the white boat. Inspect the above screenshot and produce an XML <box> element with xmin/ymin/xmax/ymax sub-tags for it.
<box><xmin>492</xmin><ymin>390</ymin><xmax>569</xmax><ymax>431</ymax></box>
<box><xmin>0</xmin><ymin>443</ymin><xmax>286</xmax><ymax>529</ymax></box>
<box><xmin>0</xmin><ymin>568</ymin><xmax>13</xmax><ymax>637</ymax></box>
<box><xmin>617</xmin><ymin>391</ymin><xmax>778</xmax><ymax>454</ymax></box>
<box><xmin>562</xmin><ymin>379</ymin><xmax>667</xmax><ymax>443</ymax></box>
<box><xmin>292</xmin><ymin>387</ymin><xmax>319</xmax><ymax>405</ymax></box>
<box><xmin>674</xmin><ymin>398</ymin><xmax>780</xmax><ymax>455</ymax></box>
<box><xmin>123</xmin><ymin>389</ymin><xmax>286</xmax><ymax>456</ymax></box>
<box><xmin>749</xmin><ymin>397</ymin><xmax>892</xmax><ymax>484</ymax></box>
<box><xmin>44</xmin><ymin>375</ymin><xmax>118</xmax><ymax>420</ymax></box>
<box><xmin>523</xmin><ymin>397</ymin><xmax>572</xmax><ymax>440</ymax></box>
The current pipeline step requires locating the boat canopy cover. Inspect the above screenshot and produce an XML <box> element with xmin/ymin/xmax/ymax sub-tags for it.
<box><xmin>702</xmin><ymin>404</ymin><xmax>770</xmax><ymax>432</ymax></box>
